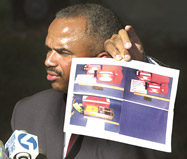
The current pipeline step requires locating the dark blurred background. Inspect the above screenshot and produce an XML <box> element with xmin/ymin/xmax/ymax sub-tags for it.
<box><xmin>0</xmin><ymin>0</ymin><xmax>186</xmax><ymax>157</ymax></box>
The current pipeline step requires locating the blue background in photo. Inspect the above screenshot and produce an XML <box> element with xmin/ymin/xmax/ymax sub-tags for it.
<box><xmin>119</xmin><ymin>101</ymin><xmax>168</xmax><ymax>144</ymax></box>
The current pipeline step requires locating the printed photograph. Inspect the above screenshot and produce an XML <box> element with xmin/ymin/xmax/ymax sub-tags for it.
<box><xmin>64</xmin><ymin>58</ymin><xmax>179</xmax><ymax>152</ymax></box>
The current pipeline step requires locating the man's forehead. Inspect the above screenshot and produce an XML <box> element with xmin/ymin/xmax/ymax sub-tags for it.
<box><xmin>48</xmin><ymin>17</ymin><xmax>87</xmax><ymax>35</ymax></box>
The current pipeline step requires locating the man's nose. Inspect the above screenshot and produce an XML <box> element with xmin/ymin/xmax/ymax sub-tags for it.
<box><xmin>45</xmin><ymin>50</ymin><xmax>57</xmax><ymax>67</ymax></box>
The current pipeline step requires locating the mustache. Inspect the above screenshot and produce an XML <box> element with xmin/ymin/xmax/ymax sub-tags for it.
<box><xmin>46</xmin><ymin>67</ymin><xmax>62</xmax><ymax>76</ymax></box>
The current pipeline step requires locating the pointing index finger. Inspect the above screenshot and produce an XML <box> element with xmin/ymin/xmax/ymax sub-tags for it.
<box><xmin>125</xmin><ymin>25</ymin><xmax>141</xmax><ymax>42</ymax></box>
<box><xmin>118</xmin><ymin>29</ymin><xmax>132</xmax><ymax>49</ymax></box>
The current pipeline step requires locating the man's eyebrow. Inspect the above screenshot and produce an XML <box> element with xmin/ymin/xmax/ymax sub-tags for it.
<box><xmin>55</xmin><ymin>48</ymin><xmax>74</xmax><ymax>55</ymax></box>
<box><xmin>45</xmin><ymin>45</ymin><xmax>73</xmax><ymax>55</ymax></box>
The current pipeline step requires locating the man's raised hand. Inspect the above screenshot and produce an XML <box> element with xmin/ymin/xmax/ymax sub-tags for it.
<box><xmin>104</xmin><ymin>25</ymin><xmax>145</xmax><ymax>61</ymax></box>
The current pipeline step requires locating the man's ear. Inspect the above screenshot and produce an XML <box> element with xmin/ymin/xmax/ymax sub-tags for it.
<box><xmin>96</xmin><ymin>52</ymin><xmax>111</xmax><ymax>58</ymax></box>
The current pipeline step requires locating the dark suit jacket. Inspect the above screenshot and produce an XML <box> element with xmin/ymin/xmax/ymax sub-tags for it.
<box><xmin>11</xmin><ymin>89</ymin><xmax>177</xmax><ymax>159</ymax></box>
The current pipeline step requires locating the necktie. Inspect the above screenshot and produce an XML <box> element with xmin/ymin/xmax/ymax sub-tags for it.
<box><xmin>65</xmin><ymin>135</ymin><xmax>84</xmax><ymax>159</ymax></box>
<box><xmin>66</xmin><ymin>134</ymin><xmax>77</xmax><ymax>155</ymax></box>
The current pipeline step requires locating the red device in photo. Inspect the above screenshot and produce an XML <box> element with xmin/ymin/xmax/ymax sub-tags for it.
<box><xmin>82</xmin><ymin>95</ymin><xmax>110</xmax><ymax>108</ymax></box>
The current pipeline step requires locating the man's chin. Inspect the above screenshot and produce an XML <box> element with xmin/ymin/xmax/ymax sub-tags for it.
<box><xmin>51</xmin><ymin>82</ymin><xmax>68</xmax><ymax>93</ymax></box>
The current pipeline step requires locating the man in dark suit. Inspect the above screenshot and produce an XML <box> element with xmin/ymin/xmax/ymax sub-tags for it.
<box><xmin>6</xmin><ymin>3</ymin><xmax>177</xmax><ymax>159</ymax></box>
